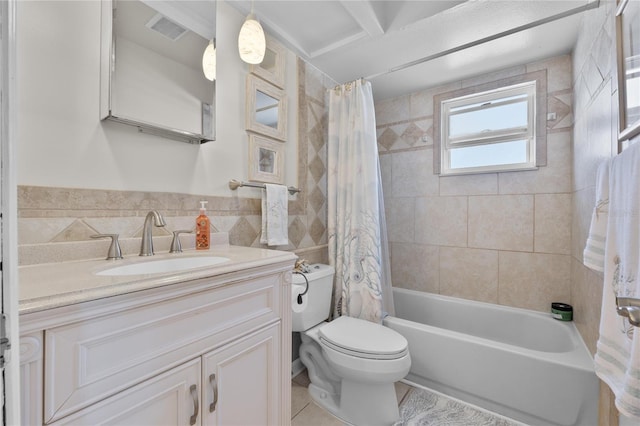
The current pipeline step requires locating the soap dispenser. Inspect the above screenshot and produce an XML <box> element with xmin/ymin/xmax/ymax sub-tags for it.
<box><xmin>196</xmin><ymin>200</ymin><xmax>210</xmax><ymax>250</ymax></box>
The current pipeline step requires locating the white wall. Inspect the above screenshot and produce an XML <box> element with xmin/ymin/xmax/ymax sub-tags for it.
<box><xmin>16</xmin><ymin>0</ymin><xmax>297</xmax><ymax>197</ymax></box>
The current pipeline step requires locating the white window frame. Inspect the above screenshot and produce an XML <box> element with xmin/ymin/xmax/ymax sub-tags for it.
<box><xmin>440</xmin><ymin>81</ymin><xmax>537</xmax><ymax>176</ymax></box>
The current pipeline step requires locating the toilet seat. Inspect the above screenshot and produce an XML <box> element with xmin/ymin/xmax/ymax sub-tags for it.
<box><xmin>318</xmin><ymin>316</ymin><xmax>408</xmax><ymax>360</ymax></box>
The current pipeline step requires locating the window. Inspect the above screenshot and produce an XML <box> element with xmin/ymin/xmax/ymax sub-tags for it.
<box><xmin>439</xmin><ymin>81</ymin><xmax>537</xmax><ymax>175</ymax></box>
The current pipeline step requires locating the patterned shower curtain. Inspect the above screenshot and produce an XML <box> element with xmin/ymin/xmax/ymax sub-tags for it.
<box><xmin>327</xmin><ymin>79</ymin><xmax>394</xmax><ymax>324</ymax></box>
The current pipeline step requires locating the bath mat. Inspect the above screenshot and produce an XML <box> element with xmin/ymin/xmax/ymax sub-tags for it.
<box><xmin>395</xmin><ymin>387</ymin><xmax>523</xmax><ymax>426</ymax></box>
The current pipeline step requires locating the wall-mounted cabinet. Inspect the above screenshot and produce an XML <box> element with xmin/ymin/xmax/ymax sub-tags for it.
<box><xmin>100</xmin><ymin>0</ymin><xmax>217</xmax><ymax>144</ymax></box>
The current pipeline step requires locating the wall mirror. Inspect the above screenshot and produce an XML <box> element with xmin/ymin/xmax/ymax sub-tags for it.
<box><xmin>246</xmin><ymin>74</ymin><xmax>288</xmax><ymax>141</ymax></box>
<box><xmin>250</xmin><ymin>36</ymin><xmax>286</xmax><ymax>88</ymax></box>
<box><xmin>100</xmin><ymin>0</ymin><xmax>216</xmax><ymax>144</ymax></box>
<box><xmin>616</xmin><ymin>0</ymin><xmax>640</xmax><ymax>142</ymax></box>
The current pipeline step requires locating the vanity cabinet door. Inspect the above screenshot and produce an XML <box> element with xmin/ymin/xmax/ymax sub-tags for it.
<box><xmin>52</xmin><ymin>358</ymin><xmax>202</xmax><ymax>426</ymax></box>
<box><xmin>202</xmin><ymin>323</ymin><xmax>281</xmax><ymax>426</ymax></box>
<box><xmin>20</xmin><ymin>333</ymin><xmax>44</xmax><ymax>426</ymax></box>
<box><xmin>44</xmin><ymin>274</ymin><xmax>280</xmax><ymax>423</ymax></box>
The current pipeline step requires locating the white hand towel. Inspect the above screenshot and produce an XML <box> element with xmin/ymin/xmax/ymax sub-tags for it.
<box><xmin>583</xmin><ymin>158</ymin><xmax>610</xmax><ymax>272</ymax></box>
<box><xmin>594</xmin><ymin>142</ymin><xmax>640</xmax><ymax>419</ymax></box>
<box><xmin>260</xmin><ymin>184</ymin><xmax>288</xmax><ymax>246</ymax></box>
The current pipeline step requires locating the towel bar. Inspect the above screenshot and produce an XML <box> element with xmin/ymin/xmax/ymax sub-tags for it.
<box><xmin>616</xmin><ymin>297</ymin><xmax>640</xmax><ymax>327</ymax></box>
<box><xmin>228</xmin><ymin>179</ymin><xmax>301</xmax><ymax>195</ymax></box>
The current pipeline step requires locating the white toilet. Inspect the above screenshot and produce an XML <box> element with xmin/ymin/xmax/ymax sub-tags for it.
<box><xmin>292</xmin><ymin>264</ymin><xmax>411</xmax><ymax>426</ymax></box>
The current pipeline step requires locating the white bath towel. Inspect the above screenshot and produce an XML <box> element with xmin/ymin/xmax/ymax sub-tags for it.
<box><xmin>260</xmin><ymin>184</ymin><xmax>288</xmax><ymax>246</ymax></box>
<box><xmin>594</xmin><ymin>142</ymin><xmax>640</xmax><ymax>419</ymax></box>
<box><xmin>583</xmin><ymin>158</ymin><xmax>610</xmax><ymax>272</ymax></box>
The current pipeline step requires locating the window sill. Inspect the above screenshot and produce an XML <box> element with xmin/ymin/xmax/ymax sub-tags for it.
<box><xmin>439</xmin><ymin>165</ymin><xmax>538</xmax><ymax>177</ymax></box>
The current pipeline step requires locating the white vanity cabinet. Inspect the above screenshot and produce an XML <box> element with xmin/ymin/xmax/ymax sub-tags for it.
<box><xmin>19</xmin><ymin>253</ymin><xmax>294</xmax><ymax>426</ymax></box>
<box><xmin>52</xmin><ymin>357</ymin><xmax>203</xmax><ymax>425</ymax></box>
<box><xmin>202</xmin><ymin>324</ymin><xmax>280</xmax><ymax>425</ymax></box>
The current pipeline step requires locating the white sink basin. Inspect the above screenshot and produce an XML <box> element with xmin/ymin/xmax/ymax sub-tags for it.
<box><xmin>96</xmin><ymin>256</ymin><xmax>230</xmax><ymax>276</ymax></box>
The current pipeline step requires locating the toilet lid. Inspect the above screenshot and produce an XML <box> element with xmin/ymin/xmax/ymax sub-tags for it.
<box><xmin>318</xmin><ymin>316</ymin><xmax>408</xmax><ymax>360</ymax></box>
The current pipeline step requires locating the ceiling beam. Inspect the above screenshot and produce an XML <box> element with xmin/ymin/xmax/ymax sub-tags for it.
<box><xmin>339</xmin><ymin>0</ymin><xmax>384</xmax><ymax>37</ymax></box>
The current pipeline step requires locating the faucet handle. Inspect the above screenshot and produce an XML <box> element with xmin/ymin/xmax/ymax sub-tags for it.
<box><xmin>170</xmin><ymin>230</ymin><xmax>194</xmax><ymax>253</ymax></box>
<box><xmin>91</xmin><ymin>234</ymin><xmax>123</xmax><ymax>260</ymax></box>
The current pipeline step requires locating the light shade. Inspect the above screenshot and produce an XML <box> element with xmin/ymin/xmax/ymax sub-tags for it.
<box><xmin>202</xmin><ymin>39</ymin><xmax>216</xmax><ymax>81</ymax></box>
<box><xmin>238</xmin><ymin>13</ymin><xmax>265</xmax><ymax>64</ymax></box>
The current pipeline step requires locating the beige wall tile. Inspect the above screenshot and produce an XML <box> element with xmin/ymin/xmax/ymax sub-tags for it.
<box><xmin>498</xmin><ymin>130</ymin><xmax>572</xmax><ymax>195</ymax></box>
<box><xmin>375</xmin><ymin>95</ymin><xmax>410</xmax><ymax>125</ymax></box>
<box><xmin>390</xmin><ymin>243</ymin><xmax>439</xmax><ymax>293</ymax></box>
<box><xmin>571</xmin><ymin>258</ymin><xmax>604</xmax><ymax>355</ymax></box>
<box><xmin>498</xmin><ymin>251</ymin><xmax>571</xmax><ymax>312</ymax></box>
<box><xmin>439</xmin><ymin>173</ymin><xmax>498</xmax><ymax>197</ymax></box>
<box><xmin>409</xmin><ymin>82</ymin><xmax>462</xmax><ymax>119</ymax></box>
<box><xmin>573</xmin><ymin>79</ymin><xmax>614</xmax><ymax>192</ymax></box>
<box><xmin>51</xmin><ymin>220</ymin><xmax>101</xmax><ymax>242</ymax></box>
<box><xmin>415</xmin><ymin>196</ymin><xmax>467</xmax><ymax>247</ymax></box>
<box><xmin>18</xmin><ymin>218</ymin><xmax>75</xmax><ymax>244</ymax></box>
<box><xmin>468</xmin><ymin>195</ymin><xmax>533</xmax><ymax>252</ymax></box>
<box><xmin>460</xmin><ymin>64</ymin><xmax>526</xmax><ymax>90</ymax></box>
<box><xmin>534</xmin><ymin>193</ymin><xmax>572</xmax><ymax>255</ymax></box>
<box><xmin>388</xmin><ymin>197</ymin><xmax>415</xmax><ymax>243</ymax></box>
<box><xmin>440</xmin><ymin>247</ymin><xmax>499</xmax><ymax>303</ymax></box>
<box><xmin>526</xmin><ymin>54</ymin><xmax>572</xmax><ymax>93</ymax></box>
<box><xmin>572</xmin><ymin>186</ymin><xmax>597</xmax><ymax>261</ymax></box>
<box><xmin>391</xmin><ymin>149</ymin><xmax>439</xmax><ymax>197</ymax></box>
<box><xmin>84</xmin><ymin>217</ymin><xmax>148</xmax><ymax>238</ymax></box>
<box><xmin>379</xmin><ymin>153</ymin><xmax>393</xmax><ymax>201</ymax></box>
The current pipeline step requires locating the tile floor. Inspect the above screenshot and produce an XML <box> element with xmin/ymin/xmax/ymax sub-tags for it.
<box><xmin>291</xmin><ymin>370</ymin><xmax>412</xmax><ymax>425</ymax></box>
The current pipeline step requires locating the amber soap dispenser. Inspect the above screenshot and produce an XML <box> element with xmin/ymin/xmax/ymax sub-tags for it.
<box><xmin>196</xmin><ymin>200</ymin><xmax>210</xmax><ymax>250</ymax></box>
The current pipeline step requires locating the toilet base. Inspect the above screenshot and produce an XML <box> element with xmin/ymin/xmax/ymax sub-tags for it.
<box><xmin>308</xmin><ymin>380</ymin><xmax>400</xmax><ymax>426</ymax></box>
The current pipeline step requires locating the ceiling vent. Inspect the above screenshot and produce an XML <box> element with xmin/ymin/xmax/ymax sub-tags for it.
<box><xmin>146</xmin><ymin>13</ymin><xmax>188</xmax><ymax>41</ymax></box>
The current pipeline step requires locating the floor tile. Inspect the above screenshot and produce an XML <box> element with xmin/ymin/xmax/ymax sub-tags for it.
<box><xmin>291</xmin><ymin>400</ymin><xmax>346</xmax><ymax>426</ymax></box>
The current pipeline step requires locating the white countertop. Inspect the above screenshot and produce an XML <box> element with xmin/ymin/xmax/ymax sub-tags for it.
<box><xmin>19</xmin><ymin>245</ymin><xmax>298</xmax><ymax>315</ymax></box>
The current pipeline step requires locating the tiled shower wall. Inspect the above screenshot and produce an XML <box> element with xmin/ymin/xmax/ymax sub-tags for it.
<box><xmin>376</xmin><ymin>54</ymin><xmax>574</xmax><ymax>313</ymax></box>
<box><xmin>17</xmin><ymin>59</ymin><xmax>333</xmax><ymax>265</ymax></box>
<box><xmin>571</xmin><ymin>1</ymin><xmax>622</xmax><ymax>424</ymax></box>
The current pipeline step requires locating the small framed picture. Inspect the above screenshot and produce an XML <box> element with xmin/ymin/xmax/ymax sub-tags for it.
<box><xmin>246</xmin><ymin>74</ymin><xmax>288</xmax><ymax>141</ymax></box>
<box><xmin>250</xmin><ymin>35</ymin><xmax>286</xmax><ymax>89</ymax></box>
<box><xmin>248</xmin><ymin>134</ymin><xmax>285</xmax><ymax>184</ymax></box>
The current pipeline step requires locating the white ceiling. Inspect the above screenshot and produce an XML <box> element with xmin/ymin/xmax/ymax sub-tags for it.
<box><xmin>117</xmin><ymin>1</ymin><xmax>215</xmax><ymax>72</ymax></box>
<box><xmin>227</xmin><ymin>0</ymin><xmax>599</xmax><ymax>100</ymax></box>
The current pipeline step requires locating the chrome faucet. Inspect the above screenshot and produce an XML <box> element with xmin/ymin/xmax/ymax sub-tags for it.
<box><xmin>139</xmin><ymin>210</ymin><xmax>166</xmax><ymax>256</ymax></box>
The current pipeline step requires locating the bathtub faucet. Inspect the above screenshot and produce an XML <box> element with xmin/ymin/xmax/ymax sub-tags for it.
<box><xmin>616</xmin><ymin>297</ymin><xmax>640</xmax><ymax>327</ymax></box>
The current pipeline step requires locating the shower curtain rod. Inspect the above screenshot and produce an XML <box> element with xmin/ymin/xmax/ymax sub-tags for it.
<box><xmin>363</xmin><ymin>1</ymin><xmax>599</xmax><ymax>81</ymax></box>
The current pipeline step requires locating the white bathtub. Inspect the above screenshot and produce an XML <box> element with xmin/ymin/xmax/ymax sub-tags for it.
<box><xmin>383</xmin><ymin>288</ymin><xmax>598</xmax><ymax>426</ymax></box>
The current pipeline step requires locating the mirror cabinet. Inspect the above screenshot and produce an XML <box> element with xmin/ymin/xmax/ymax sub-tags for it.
<box><xmin>100</xmin><ymin>0</ymin><xmax>216</xmax><ymax>144</ymax></box>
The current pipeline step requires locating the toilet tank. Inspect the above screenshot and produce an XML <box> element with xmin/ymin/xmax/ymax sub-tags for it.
<box><xmin>292</xmin><ymin>264</ymin><xmax>335</xmax><ymax>332</ymax></box>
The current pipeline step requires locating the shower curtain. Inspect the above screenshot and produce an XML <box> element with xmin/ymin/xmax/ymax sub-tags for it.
<box><xmin>327</xmin><ymin>78</ymin><xmax>394</xmax><ymax>324</ymax></box>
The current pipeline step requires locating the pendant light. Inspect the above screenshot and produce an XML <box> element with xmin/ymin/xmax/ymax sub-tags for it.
<box><xmin>238</xmin><ymin>1</ymin><xmax>265</xmax><ymax>64</ymax></box>
<box><xmin>202</xmin><ymin>39</ymin><xmax>216</xmax><ymax>81</ymax></box>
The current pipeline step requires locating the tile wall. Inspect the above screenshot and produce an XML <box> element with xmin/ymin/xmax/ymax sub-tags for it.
<box><xmin>570</xmin><ymin>1</ymin><xmax>623</xmax><ymax>424</ymax></box>
<box><xmin>17</xmin><ymin>59</ymin><xmax>333</xmax><ymax>266</ymax></box>
<box><xmin>376</xmin><ymin>54</ymin><xmax>573</xmax><ymax>313</ymax></box>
